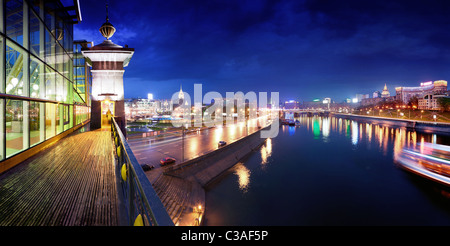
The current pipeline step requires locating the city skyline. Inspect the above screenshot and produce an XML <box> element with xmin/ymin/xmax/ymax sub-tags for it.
<box><xmin>75</xmin><ymin>0</ymin><xmax>450</xmax><ymax>102</ymax></box>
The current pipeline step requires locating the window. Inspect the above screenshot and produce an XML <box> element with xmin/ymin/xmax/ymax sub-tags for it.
<box><xmin>30</xmin><ymin>101</ymin><xmax>44</xmax><ymax>146</ymax></box>
<box><xmin>44</xmin><ymin>29</ymin><xmax>55</xmax><ymax>67</ymax></box>
<box><xmin>45</xmin><ymin>65</ymin><xmax>55</xmax><ymax>100</ymax></box>
<box><xmin>6</xmin><ymin>100</ymin><xmax>25</xmax><ymax>157</ymax></box>
<box><xmin>45</xmin><ymin>102</ymin><xmax>56</xmax><ymax>139</ymax></box>
<box><xmin>0</xmin><ymin>99</ymin><xmax>4</xmax><ymax>160</ymax></box>
<box><xmin>56</xmin><ymin>73</ymin><xmax>63</xmax><ymax>102</ymax></box>
<box><xmin>30</xmin><ymin>56</ymin><xmax>45</xmax><ymax>98</ymax></box>
<box><xmin>6</xmin><ymin>40</ymin><xmax>25</xmax><ymax>96</ymax></box>
<box><xmin>30</xmin><ymin>8</ymin><xmax>42</xmax><ymax>58</ymax></box>
<box><xmin>56</xmin><ymin>103</ymin><xmax>62</xmax><ymax>134</ymax></box>
<box><xmin>6</xmin><ymin>0</ymin><xmax>23</xmax><ymax>46</ymax></box>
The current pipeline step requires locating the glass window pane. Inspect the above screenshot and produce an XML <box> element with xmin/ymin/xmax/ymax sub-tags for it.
<box><xmin>6</xmin><ymin>100</ymin><xmax>24</xmax><ymax>157</ymax></box>
<box><xmin>56</xmin><ymin>73</ymin><xmax>63</xmax><ymax>102</ymax></box>
<box><xmin>0</xmin><ymin>0</ymin><xmax>4</xmax><ymax>34</ymax></box>
<box><xmin>29</xmin><ymin>0</ymin><xmax>41</xmax><ymax>19</ymax></box>
<box><xmin>69</xmin><ymin>104</ymin><xmax>73</xmax><ymax>128</ymax></box>
<box><xmin>30</xmin><ymin>8</ymin><xmax>41</xmax><ymax>58</ymax></box>
<box><xmin>0</xmin><ymin>99</ymin><xmax>4</xmax><ymax>160</ymax></box>
<box><xmin>30</xmin><ymin>101</ymin><xmax>44</xmax><ymax>146</ymax></box>
<box><xmin>45</xmin><ymin>102</ymin><xmax>55</xmax><ymax>139</ymax></box>
<box><xmin>30</xmin><ymin>56</ymin><xmax>45</xmax><ymax>98</ymax></box>
<box><xmin>57</xmin><ymin>103</ymin><xmax>62</xmax><ymax>134</ymax></box>
<box><xmin>45</xmin><ymin>65</ymin><xmax>55</xmax><ymax>100</ymax></box>
<box><xmin>55</xmin><ymin>43</ymin><xmax>63</xmax><ymax>72</ymax></box>
<box><xmin>5</xmin><ymin>40</ymin><xmax>24</xmax><ymax>96</ymax></box>
<box><xmin>63</xmin><ymin>104</ymin><xmax>69</xmax><ymax>131</ymax></box>
<box><xmin>0</xmin><ymin>36</ymin><xmax>4</xmax><ymax>93</ymax></box>
<box><xmin>6</xmin><ymin>0</ymin><xmax>23</xmax><ymax>46</ymax></box>
<box><xmin>44</xmin><ymin>29</ymin><xmax>55</xmax><ymax>67</ymax></box>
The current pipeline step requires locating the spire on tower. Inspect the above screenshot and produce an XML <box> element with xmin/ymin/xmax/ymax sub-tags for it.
<box><xmin>99</xmin><ymin>1</ymin><xmax>116</xmax><ymax>40</ymax></box>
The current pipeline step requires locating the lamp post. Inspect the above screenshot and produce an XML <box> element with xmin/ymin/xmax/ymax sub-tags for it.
<box><xmin>182</xmin><ymin>124</ymin><xmax>185</xmax><ymax>162</ymax></box>
<box><xmin>194</xmin><ymin>204</ymin><xmax>203</xmax><ymax>226</ymax></box>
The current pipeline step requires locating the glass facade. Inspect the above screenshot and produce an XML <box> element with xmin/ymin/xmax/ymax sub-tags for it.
<box><xmin>0</xmin><ymin>0</ymin><xmax>89</xmax><ymax>162</ymax></box>
<box><xmin>73</xmin><ymin>40</ymin><xmax>92</xmax><ymax>105</ymax></box>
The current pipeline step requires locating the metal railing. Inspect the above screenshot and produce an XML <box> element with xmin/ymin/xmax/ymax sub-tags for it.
<box><xmin>111</xmin><ymin>117</ymin><xmax>174</xmax><ymax>226</ymax></box>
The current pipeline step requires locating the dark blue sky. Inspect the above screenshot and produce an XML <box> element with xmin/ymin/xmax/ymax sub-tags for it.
<box><xmin>74</xmin><ymin>0</ymin><xmax>450</xmax><ymax>102</ymax></box>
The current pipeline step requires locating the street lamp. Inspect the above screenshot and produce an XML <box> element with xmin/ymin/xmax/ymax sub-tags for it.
<box><xmin>194</xmin><ymin>204</ymin><xmax>203</xmax><ymax>226</ymax></box>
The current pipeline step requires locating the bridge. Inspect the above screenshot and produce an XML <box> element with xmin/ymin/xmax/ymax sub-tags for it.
<box><xmin>281</xmin><ymin>108</ymin><xmax>333</xmax><ymax>117</ymax></box>
<box><xmin>0</xmin><ymin>118</ymin><xmax>173</xmax><ymax>226</ymax></box>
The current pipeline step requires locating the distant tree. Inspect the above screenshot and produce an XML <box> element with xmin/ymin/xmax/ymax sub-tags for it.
<box><xmin>408</xmin><ymin>96</ymin><xmax>419</xmax><ymax>108</ymax></box>
<box><xmin>437</xmin><ymin>97</ymin><xmax>450</xmax><ymax>111</ymax></box>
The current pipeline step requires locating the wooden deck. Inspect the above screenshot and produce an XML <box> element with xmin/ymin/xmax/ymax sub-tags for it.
<box><xmin>0</xmin><ymin>125</ymin><xmax>119</xmax><ymax>226</ymax></box>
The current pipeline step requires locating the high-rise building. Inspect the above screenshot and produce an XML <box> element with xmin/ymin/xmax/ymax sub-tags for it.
<box><xmin>373</xmin><ymin>91</ymin><xmax>381</xmax><ymax>98</ymax></box>
<box><xmin>0</xmin><ymin>0</ymin><xmax>90</xmax><ymax>171</ymax></box>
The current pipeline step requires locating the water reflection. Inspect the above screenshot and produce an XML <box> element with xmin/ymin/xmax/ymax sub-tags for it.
<box><xmin>293</xmin><ymin>115</ymin><xmax>444</xmax><ymax>160</ymax></box>
<box><xmin>234</xmin><ymin>163</ymin><xmax>250</xmax><ymax>193</ymax></box>
<box><xmin>322</xmin><ymin>117</ymin><xmax>330</xmax><ymax>142</ymax></box>
<box><xmin>351</xmin><ymin>121</ymin><xmax>358</xmax><ymax>146</ymax></box>
<box><xmin>261</xmin><ymin>138</ymin><xmax>272</xmax><ymax>166</ymax></box>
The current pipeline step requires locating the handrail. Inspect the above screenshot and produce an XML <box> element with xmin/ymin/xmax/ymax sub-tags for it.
<box><xmin>111</xmin><ymin>117</ymin><xmax>174</xmax><ymax>226</ymax></box>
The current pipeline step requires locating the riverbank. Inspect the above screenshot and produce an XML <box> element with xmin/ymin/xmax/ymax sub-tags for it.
<box><xmin>150</xmin><ymin>123</ymin><xmax>273</xmax><ymax>226</ymax></box>
<box><xmin>334</xmin><ymin>113</ymin><xmax>450</xmax><ymax>134</ymax></box>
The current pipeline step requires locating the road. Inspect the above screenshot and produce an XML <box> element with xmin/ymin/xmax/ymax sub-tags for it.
<box><xmin>128</xmin><ymin>117</ymin><xmax>271</xmax><ymax>182</ymax></box>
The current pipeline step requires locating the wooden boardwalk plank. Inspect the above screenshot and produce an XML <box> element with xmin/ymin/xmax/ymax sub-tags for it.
<box><xmin>0</xmin><ymin>126</ymin><xmax>119</xmax><ymax>226</ymax></box>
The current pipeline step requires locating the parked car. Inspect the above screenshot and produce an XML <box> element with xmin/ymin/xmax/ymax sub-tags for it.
<box><xmin>160</xmin><ymin>157</ymin><xmax>176</xmax><ymax>166</ymax></box>
<box><xmin>218</xmin><ymin>141</ymin><xmax>227</xmax><ymax>147</ymax></box>
<box><xmin>141</xmin><ymin>164</ymin><xmax>154</xmax><ymax>171</ymax></box>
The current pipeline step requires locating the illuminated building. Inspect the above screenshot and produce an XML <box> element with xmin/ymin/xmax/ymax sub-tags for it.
<box><xmin>81</xmin><ymin>6</ymin><xmax>134</xmax><ymax>133</ymax></box>
<box><xmin>381</xmin><ymin>84</ymin><xmax>390</xmax><ymax>98</ymax></box>
<box><xmin>418</xmin><ymin>94</ymin><xmax>449</xmax><ymax>110</ymax></box>
<box><xmin>361</xmin><ymin>84</ymin><xmax>396</xmax><ymax>106</ymax></box>
<box><xmin>284</xmin><ymin>100</ymin><xmax>300</xmax><ymax>109</ymax></box>
<box><xmin>0</xmin><ymin>0</ymin><xmax>89</xmax><ymax>172</ymax></box>
<box><xmin>373</xmin><ymin>91</ymin><xmax>381</xmax><ymax>98</ymax></box>
<box><xmin>395</xmin><ymin>80</ymin><xmax>448</xmax><ymax>104</ymax></box>
<box><xmin>355</xmin><ymin>94</ymin><xmax>369</xmax><ymax>102</ymax></box>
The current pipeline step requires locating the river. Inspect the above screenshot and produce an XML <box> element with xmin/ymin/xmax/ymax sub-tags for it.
<box><xmin>203</xmin><ymin>115</ymin><xmax>450</xmax><ymax>225</ymax></box>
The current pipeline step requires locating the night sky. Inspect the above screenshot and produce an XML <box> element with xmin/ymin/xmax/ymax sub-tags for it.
<box><xmin>74</xmin><ymin>0</ymin><xmax>450</xmax><ymax>102</ymax></box>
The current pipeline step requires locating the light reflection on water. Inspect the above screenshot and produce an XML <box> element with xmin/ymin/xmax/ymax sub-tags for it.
<box><xmin>233</xmin><ymin>163</ymin><xmax>250</xmax><ymax>193</ymax></box>
<box><xmin>205</xmin><ymin>115</ymin><xmax>450</xmax><ymax>226</ymax></box>
<box><xmin>295</xmin><ymin>115</ymin><xmax>425</xmax><ymax>158</ymax></box>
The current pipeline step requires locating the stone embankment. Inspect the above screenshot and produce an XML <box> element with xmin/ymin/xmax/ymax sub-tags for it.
<box><xmin>334</xmin><ymin>113</ymin><xmax>450</xmax><ymax>134</ymax></box>
<box><xmin>150</xmin><ymin>124</ymin><xmax>273</xmax><ymax>226</ymax></box>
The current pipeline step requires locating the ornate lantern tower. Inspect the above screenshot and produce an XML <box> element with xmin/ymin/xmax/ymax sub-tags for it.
<box><xmin>81</xmin><ymin>5</ymin><xmax>134</xmax><ymax>134</ymax></box>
